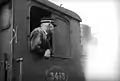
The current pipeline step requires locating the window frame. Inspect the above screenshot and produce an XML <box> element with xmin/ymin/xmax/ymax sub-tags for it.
<box><xmin>28</xmin><ymin>3</ymin><xmax>71</xmax><ymax>58</ymax></box>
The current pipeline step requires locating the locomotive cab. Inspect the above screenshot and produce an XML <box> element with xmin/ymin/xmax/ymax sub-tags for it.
<box><xmin>0</xmin><ymin>0</ymin><xmax>86</xmax><ymax>81</ymax></box>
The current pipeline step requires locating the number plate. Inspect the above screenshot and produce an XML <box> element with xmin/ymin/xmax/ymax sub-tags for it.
<box><xmin>46</xmin><ymin>66</ymin><xmax>68</xmax><ymax>81</ymax></box>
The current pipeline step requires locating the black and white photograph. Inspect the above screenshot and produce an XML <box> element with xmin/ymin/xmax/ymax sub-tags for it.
<box><xmin>0</xmin><ymin>0</ymin><xmax>120</xmax><ymax>81</ymax></box>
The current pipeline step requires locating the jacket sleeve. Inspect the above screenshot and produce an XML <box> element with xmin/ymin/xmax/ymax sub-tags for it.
<box><xmin>30</xmin><ymin>28</ymin><xmax>42</xmax><ymax>50</ymax></box>
<box><xmin>30</xmin><ymin>27</ymin><xmax>40</xmax><ymax>40</ymax></box>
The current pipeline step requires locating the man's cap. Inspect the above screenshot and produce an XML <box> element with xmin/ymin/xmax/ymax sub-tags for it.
<box><xmin>40</xmin><ymin>17</ymin><xmax>57</xmax><ymax>27</ymax></box>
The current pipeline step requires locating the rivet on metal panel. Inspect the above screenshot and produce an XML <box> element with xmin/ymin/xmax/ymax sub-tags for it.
<box><xmin>26</xmin><ymin>16</ymin><xmax>30</xmax><ymax>20</ymax></box>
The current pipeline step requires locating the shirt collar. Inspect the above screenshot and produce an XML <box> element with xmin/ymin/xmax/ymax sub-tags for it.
<box><xmin>40</xmin><ymin>27</ymin><xmax>48</xmax><ymax>35</ymax></box>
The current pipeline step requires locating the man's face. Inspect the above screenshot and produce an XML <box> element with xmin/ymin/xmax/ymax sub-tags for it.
<box><xmin>41</xmin><ymin>22</ymin><xmax>54</xmax><ymax>34</ymax></box>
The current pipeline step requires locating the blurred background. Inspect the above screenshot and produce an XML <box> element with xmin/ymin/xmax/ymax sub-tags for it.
<box><xmin>49</xmin><ymin>0</ymin><xmax>120</xmax><ymax>81</ymax></box>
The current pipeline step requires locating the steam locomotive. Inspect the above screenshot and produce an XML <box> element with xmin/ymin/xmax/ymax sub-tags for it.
<box><xmin>0</xmin><ymin>0</ymin><xmax>86</xmax><ymax>81</ymax></box>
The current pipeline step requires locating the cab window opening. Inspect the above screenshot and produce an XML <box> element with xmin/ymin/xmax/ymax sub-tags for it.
<box><xmin>30</xmin><ymin>6</ymin><xmax>53</xmax><ymax>59</ymax></box>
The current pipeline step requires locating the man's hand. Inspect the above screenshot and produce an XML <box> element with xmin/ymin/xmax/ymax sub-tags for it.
<box><xmin>44</xmin><ymin>49</ymin><xmax>51</xmax><ymax>58</ymax></box>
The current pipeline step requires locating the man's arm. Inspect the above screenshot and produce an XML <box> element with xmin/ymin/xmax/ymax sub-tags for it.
<box><xmin>30</xmin><ymin>27</ymin><xmax>41</xmax><ymax>40</ymax></box>
<box><xmin>30</xmin><ymin>27</ymin><xmax>42</xmax><ymax>50</ymax></box>
<box><xmin>44</xmin><ymin>34</ymin><xmax>53</xmax><ymax>58</ymax></box>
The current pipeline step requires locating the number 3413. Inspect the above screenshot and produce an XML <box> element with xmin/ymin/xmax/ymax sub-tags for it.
<box><xmin>49</xmin><ymin>72</ymin><xmax>67</xmax><ymax>81</ymax></box>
